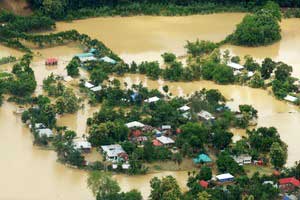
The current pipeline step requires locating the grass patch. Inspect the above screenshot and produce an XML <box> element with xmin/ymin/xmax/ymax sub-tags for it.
<box><xmin>244</xmin><ymin>165</ymin><xmax>273</xmax><ymax>177</ymax></box>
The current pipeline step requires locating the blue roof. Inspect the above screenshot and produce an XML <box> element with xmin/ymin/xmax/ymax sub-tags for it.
<box><xmin>75</xmin><ymin>52</ymin><xmax>94</xmax><ymax>58</ymax></box>
<box><xmin>193</xmin><ymin>154</ymin><xmax>212</xmax><ymax>164</ymax></box>
<box><xmin>89</xmin><ymin>48</ymin><xmax>97</xmax><ymax>53</ymax></box>
<box><xmin>130</xmin><ymin>93</ymin><xmax>139</xmax><ymax>101</ymax></box>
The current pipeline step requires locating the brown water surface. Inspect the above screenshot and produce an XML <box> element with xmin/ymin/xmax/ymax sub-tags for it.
<box><xmin>1</xmin><ymin>13</ymin><xmax>300</xmax><ymax>200</ymax></box>
<box><xmin>55</xmin><ymin>13</ymin><xmax>245</xmax><ymax>64</ymax></box>
<box><xmin>55</xmin><ymin>14</ymin><xmax>300</xmax><ymax>77</ymax></box>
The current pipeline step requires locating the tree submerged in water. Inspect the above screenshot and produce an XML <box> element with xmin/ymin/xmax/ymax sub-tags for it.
<box><xmin>228</xmin><ymin>1</ymin><xmax>282</xmax><ymax>47</ymax></box>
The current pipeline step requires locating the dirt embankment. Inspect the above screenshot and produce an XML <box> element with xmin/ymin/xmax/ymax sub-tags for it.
<box><xmin>0</xmin><ymin>0</ymin><xmax>32</xmax><ymax>16</ymax></box>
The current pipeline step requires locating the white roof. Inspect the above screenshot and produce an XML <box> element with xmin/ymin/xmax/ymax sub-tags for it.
<box><xmin>156</xmin><ymin>136</ymin><xmax>175</xmax><ymax>145</ymax></box>
<box><xmin>182</xmin><ymin>112</ymin><xmax>190</xmax><ymax>119</ymax></box>
<box><xmin>36</xmin><ymin>128</ymin><xmax>53</xmax><ymax>137</ymax></box>
<box><xmin>228</xmin><ymin>62</ymin><xmax>244</xmax><ymax>70</ymax></box>
<box><xmin>144</xmin><ymin>96</ymin><xmax>160</xmax><ymax>103</ymax></box>
<box><xmin>233</xmin><ymin>70</ymin><xmax>242</xmax><ymax>76</ymax></box>
<box><xmin>112</xmin><ymin>164</ymin><xmax>118</xmax><ymax>169</ymax></box>
<box><xmin>284</xmin><ymin>95</ymin><xmax>298</xmax><ymax>102</ymax></box>
<box><xmin>247</xmin><ymin>71</ymin><xmax>254</xmax><ymax>77</ymax></box>
<box><xmin>29</xmin><ymin>123</ymin><xmax>45</xmax><ymax>129</ymax></box>
<box><xmin>101</xmin><ymin>144</ymin><xmax>125</xmax><ymax>158</ymax></box>
<box><xmin>63</xmin><ymin>76</ymin><xmax>73</xmax><ymax>82</ymax></box>
<box><xmin>126</xmin><ymin>121</ymin><xmax>145</xmax><ymax>128</ymax></box>
<box><xmin>90</xmin><ymin>86</ymin><xmax>102</xmax><ymax>92</ymax></box>
<box><xmin>122</xmin><ymin>163</ymin><xmax>130</xmax><ymax>169</ymax></box>
<box><xmin>162</xmin><ymin>125</ymin><xmax>171</xmax><ymax>130</ymax></box>
<box><xmin>198</xmin><ymin>110</ymin><xmax>215</xmax><ymax>120</ymax></box>
<box><xmin>216</xmin><ymin>173</ymin><xmax>234</xmax><ymax>180</ymax></box>
<box><xmin>179</xmin><ymin>105</ymin><xmax>190</xmax><ymax>112</ymax></box>
<box><xmin>74</xmin><ymin>139</ymin><xmax>92</xmax><ymax>150</ymax></box>
<box><xmin>78</xmin><ymin>56</ymin><xmax>97</xmax><ymax>62</ymax></box>
<box><xmin>100</xmin><ymin>56</ymin><xmax>116</xmax><ymax>64</ymax></box>
<box><xmin>84</xmin><ymin>82</ymin><xmax>95</xmax><ymax>89</ymax></box>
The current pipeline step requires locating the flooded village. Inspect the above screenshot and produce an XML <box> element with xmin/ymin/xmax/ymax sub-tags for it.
<box><xmin>1</xmin><ymin>1</ymin><xmax>300</xmax><ymax>200</ymax></box>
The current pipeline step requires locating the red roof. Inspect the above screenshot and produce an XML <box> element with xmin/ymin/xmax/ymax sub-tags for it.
<box><xmin>46</xmin><ymin>58</ymin><xmax>57</xmax><ymax>62</ymax></box>
<box><xmin>152</xmin><ymin>139</ymin><xmax>163</xmax><ymax>146</ymax></box>
<box><xmin>199</xmin><ymin>180</ymin><xmax>208</xmax><ymax>188</ymax></box>
<box><xmin>118</xmin><ymin>152</ymin><xmax>129</xmax><ymax>161</ymax></box>
<box><xmin>279</xmin><ymin>177</ymin><xmax>300</xmax><ymax>187</ymax></box>
<box><xmin>45</xmin><ymin>58</ymin><xmax>58</xmax><ymax>64</ymax></box>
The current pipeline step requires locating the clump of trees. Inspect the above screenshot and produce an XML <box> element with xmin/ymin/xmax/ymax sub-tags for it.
<box><xmin>0</xmin><ymin>56</ymin><xmax>17</xmax><ymax>65</ymax></box>
<box><xmin>55</xmin><ymin>89</ymin><xmax>80</xmax><ymax>114</ymax></box>
<box><xmin>161</xmin><ymin>52</ymin><xmax>176</xmax><ymax>63</ymax></box>
<box><xmin>217</xmin><ymin>152</ymin><xmax>245</xmax><ymax>175</ymax></box>
<box><xmin>137</xmin><ymin>61</ymin><xmax>161</xmax><ymax>80</ymax></box>
<box><xmin>234</xmin><ymin>104</ymin><xmax>258</xmax><ymax>128</ymax></box>
<box><xmin>185</xmin><ymin>40</ymin><xmax>218</xmax><ymax>57</ymax></box>
<box><xmin>0</xmin><ymin>54</ymin><xmax>37</xmax><ymax>99</ymax></box>
<box><xmin>21</xmin><ymin>95</ymin><xmax>56</xmax><ymax>127</ymax></box>
<box><xmin>87</xmin><ymin>171</ymin><xmax>142</xmax><ymax>200</ymax></box>
<box><xmin>53</xmin><ymin>130</ymin><xmax>85</xmax><ymax>167</ymax></box>
<box><xmin>201</xmin><ymin>61</ymin><xmax>234</xmax><ymax>84</ymax></box>
<box><xmin>228</xmin><ymin>1</ymin><xmax>282</xmax><ymax>46</ymax></box>
<box><xmin>43</xmin><ymin>74</ymin><xmax>80</xmax><ymax>114</ymax></box>
<box><xmin>66</xmin><ymin>57</ymin><xmax>80</xmax><ymax>77</ymax></box>
<box><xmin>149</xmin><ymin>176</ymin><xmax>182</xmax><ymax>200</ymax></box>
<box><xmin>247</xmin><ymin>127</ymin><xmax>287</xmax><ymax>168</ymax></box>
<box><xmin>272</xmin><ymin>62</ymin><xmax>297</xmax><ymax>99</ymax></box>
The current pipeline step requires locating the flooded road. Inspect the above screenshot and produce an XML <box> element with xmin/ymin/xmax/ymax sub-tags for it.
<box><xmin>0</xmin><ymin>13</ymin><xmax>300</xmax><ymax>200</ymax></box>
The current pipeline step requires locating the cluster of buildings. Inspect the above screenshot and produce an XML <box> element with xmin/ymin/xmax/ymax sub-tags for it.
<box><xmin>75</xmin><ymin>48</ymin><xmax>117</xmax><ymax>65</ymax></box>
<box><xmin>199</xmin><ymin>173</ymin><xmax>300</xmax><ymax>199</ymax></box>
<box><xmin>84</xmin><ymin>81</ymin><xmax>102</xmax><ymax>92</ymax></box>
<box><xmin>227</xmin><ymin>62</ymin><xmax>300</xmax><ymax>105</ymax></box>
<box><xmin>125</xmin><ymin>120</ymin><xmax>176</xmax><ymax>147</ymax></box>
<box><xmin>29</xmin><ymin>123</ymin><xmax>54</xmax><ymax>138</ymax></box>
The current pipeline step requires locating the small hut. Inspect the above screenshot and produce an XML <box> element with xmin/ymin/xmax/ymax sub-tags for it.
<box><xmin>45</xmin><ymin>58</ymin><xmax>58</xmax><ymax>65</ymax></box>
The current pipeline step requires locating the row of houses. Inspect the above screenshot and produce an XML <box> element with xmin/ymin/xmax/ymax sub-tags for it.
<box><xmin>29</xmin><ymin>123</ymin><xmax>93</xmax><ymax>153</ymax></box>
<box><xmin>198</xmin><ymin>173</ymin><xmax>235</xmax><ymax>189</ymax></box>
<box><xmin>199</xmin><ymin>174</ymin><xmax>300</xmax><ymax>195</ymax></box>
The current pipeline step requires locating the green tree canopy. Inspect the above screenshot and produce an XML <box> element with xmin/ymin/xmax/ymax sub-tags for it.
<box><xmin>149</xmin><ymin>176</ymin><xmax>182</xmax><ymax>200</ymax></box>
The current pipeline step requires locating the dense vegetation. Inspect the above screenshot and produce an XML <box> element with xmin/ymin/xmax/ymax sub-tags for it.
<box><xmin>27</xmin><ymin>0</ymin><xmax>300</xmax><ymax>20</ymax></box>
<box><xmin>228</xmin><ymin>1</ymin><xmax>282</xmax><ymax>46</ymax></box>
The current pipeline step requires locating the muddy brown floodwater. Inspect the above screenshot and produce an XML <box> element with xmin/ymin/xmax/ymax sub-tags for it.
<box><xmin>56</xmin><ymin>14</ymin><xmax>300</xmax><ymax>77</ymax></box>
<box><xmin>0</xmin><ymin>13</ymin><xmax>300</xmax><ymax>200</ymax></box>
